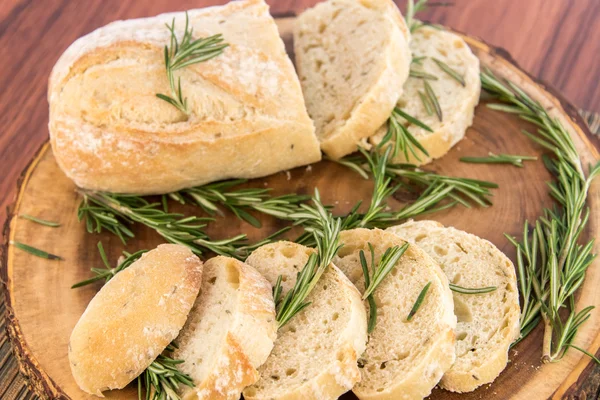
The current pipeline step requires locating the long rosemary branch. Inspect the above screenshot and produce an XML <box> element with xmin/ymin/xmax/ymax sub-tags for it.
<box><xmin>482</xmin><ymin>68</ymin><xmax>600</xmax><ymax>363</ymax></box>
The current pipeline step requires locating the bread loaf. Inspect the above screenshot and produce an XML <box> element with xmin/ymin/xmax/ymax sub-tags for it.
<box><xmin>173</xmin><ymin>256</ymin><xmax>277</xmax><ymax>400</ymax></box>
<box><xmin>243</xmin><ymin>241</ymin><xmax>368</xmax><ymax>400</ymax></box>
<box><xmin>294</xmin><ymin>0</ymin><xmax>411</xmax><ymax>159</ymax></box>
<box><xmin>370</xmin><ymin>26</ymin><xmax>480</xmax><ymax>165</ymax></box>
<box><xmin>49</xmin><ymin>0</ymin><xmax>320</xmax><ymax>194</ymax></box>
<box><xmin>68</xmin><ymin>244</ymin><xmax>203</xmax><ymax>396</ymax></box>
<box><xmin>387</xmin><ymin>220</ymin><xmax>520</xmax><ymax>392</ymax></box>
<box><xmin>333</xmin><ymin>229</ymin><xmax>456</xmax><ymax>400</ymax></box>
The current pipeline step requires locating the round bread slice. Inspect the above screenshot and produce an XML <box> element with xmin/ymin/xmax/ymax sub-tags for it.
<box><xmin>243</xmin><ymin>241</ymin><xmax>368</xmax><ymax>400</ymax></box>
<box><xmin>294</xmin><ymin>0</ymin><xmax>411</xmax><ymax>159</ymax></box>
<box><xmin>369</xmin><ymin>26</ymin><xmax>481</xmax><ymax>166</ymax></box>
<box><xmin>68</xmin><ymin>244</ymin><xmax>203</xmax><ymax>396</ymax></box>
<box><xmin>386</xmin><ymin>220</ymin><xmax>520</xmax><ymax>392</ymax></box>
<box><xmin>172</xmin><ymin>256</ymin><xmax>277</xmax><ymax>400</ymax></box>
<box><xmin>333</xmin><ymin>228</ymin><xmax>456</xmax><ymax>400</ymax></box>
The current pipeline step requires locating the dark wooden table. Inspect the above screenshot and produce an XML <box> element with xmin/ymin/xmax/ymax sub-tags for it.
<box><xmin>0</xmin><ymin>1</ymin><xmax>599</xmax><ymax>398</ymax></box>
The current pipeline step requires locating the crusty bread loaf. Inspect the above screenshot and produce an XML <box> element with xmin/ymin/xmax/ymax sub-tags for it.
<box><xmin>243</xmin><ymin>241</ymin><xmax>368</xmax><ymax>400</ymax></box>
<box><xmin>48</xmin><ymin>0</ymin><xmax>320</xmax><ymax>194</ymax></box>
<box><xmin>294</xmin><ymin>0</ymin><xmax>411</xmax><ymax>159</ymax></box>
<box><xmin>173</xmin><ymin>256</ymin><xmax>277</xmax><ymax>400</ymax></box>
<box><xmin>333</xmin><ymin>228</ymin><xmax>456</xmax><ymax>400</ymax></box>
<box><xmin>387</xmin><ymin>221</ymin><xmax>520</xmax><ymax>392</ymax></box>
<box><xmin>370</xmin><ymin>26</ymin><xmax>480</xmax><ymax>165</ymax></box>
<box><xmin>68</xmin><ymin>244</ymin><xmax>203</xmax><ymax>396</ymax></box>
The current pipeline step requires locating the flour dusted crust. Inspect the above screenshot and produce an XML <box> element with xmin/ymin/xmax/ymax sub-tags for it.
<box><xmin>243</xmin><ymin>241</ymin><xmax>368</xmax><ymax>400</ymax></box>
<box><xmin>333</xmin><ymin>229</ymin><xmax>456</xmax><ymax>400</ymax></box>
<box><xmin>294</xmin><ymin>0</ymin><xmax>411</xmax><ymax>159</ymax></box>
<box><xmin>370</xmin><ymin>26</ymin><xmax>481</xmax><ymax>165</ymax></box>
<box><xmin>173</xmin><ymin>256</ymin><xmax>277</xmax><ymax>400</ymax></box>
<box><xmin>68</xmin><ymin>244</ymin><xmax>203</xmax><ymax>396</ymax></box>
<box><xmin>48</xmin><ymin>0</ymin><xmax>320</xmax><ymax>194</ymax></box>
<box><xmin>387</xmin><ymin>220</ymin><xmax>521</xmax><ymax>392</ymax></box>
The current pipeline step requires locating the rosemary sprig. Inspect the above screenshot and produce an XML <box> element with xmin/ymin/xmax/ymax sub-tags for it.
<box><xmin>10</xmin><ymin>241</ymin><xmax>62</xmax><ymax>260</ymax></box>
<box><xmin>274</xmin><ymin>190</ymin><xmax>342</xmax><ymax>328</ymax></box>
<box><xmin>379</xmin><ymin>108</ymin><xmax>432</xmax><ymax>161</ymax></box>
<box><xmin>156</xmin><ymin>12</ymin><xmax>228</xmax><ymax>115</ymax></box>
<box><xmin>20</xmin><ymin>214</ymin><xmax>60</xmax><ymax>227</ymax></box>
<box><xmin>175</xmin><ymin>180</ymin><xmax>308</xmax><ymax>227</ymax></box>
<box><xmin>432</xmin><ymin>57</ymin><xmax>465</xmax><ymax>87</ymax></box>
<box><xmin>482</xmin><ymin>68</ymin><xmax>600</xmax><ymax>364</ymax></box>
<box><xmin>77</xmin><ymin>191</ymin><xmax>270</xmax><ymax>260</ymax></box>
<box><xmin>138</xmin><ymin>344</ymin><xmax>194</xmax><ymax>400</ymax></box>
<box><xmin>423</xmin><ymin>80</ymin><xmax>442</xmax><ymax>121</ymax></box>
<box><xmin>460</xmin><ymin>153</ymin><xmax>538</xmax><ymax>168</ymax></box>
<box><xmin>449</xmin><ymin>283</ymin><xmax>497</xmax><ymax>294</ymax></box>
<box><xmin>360</xmin><ymin>243</ymin><xmax>410</xmax><ymax>333</ymax></box>
<box><xmin>407</xmin><ymin>282</ymin><xmax>431</xmax><ymax>321</ymax></box>
<box><xmin>71</xmin><ymin>242</ymin><xmax>147</xmax><ymax>288</ymax></box>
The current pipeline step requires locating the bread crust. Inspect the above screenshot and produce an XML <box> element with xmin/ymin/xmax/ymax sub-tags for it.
<box><xmin>334</xmin><ymin>229</ymin><xmax>456</xmax><ymax>400</ymax></box>
<box><xmin>294</xmin><ymin>0</ymin><xmax>411</xmax><ymax>160</ymax></box>
<box><xmin>173</xmin><ymin>256</ymin><xmax>277</xmax><ymax>400</ymax></box>
<box><xmin>387</xmin><ymin>220</ymin><xmax>521</xmax><ymax>392</ymax></box>
<box><xmin>48</xmin><ymin>0</ymin><xmax>320</xmax><ymax>194</ymax></box>
<box><xmin>68</xmin><ymin>244</ymin><xmax>203</xmax><ymax>396</ymax></box>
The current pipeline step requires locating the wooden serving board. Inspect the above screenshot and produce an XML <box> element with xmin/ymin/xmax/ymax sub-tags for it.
<box><xmin>2</xmin><ymin>17</ymin><xmax>600</xmax><ymax>400</ymax></box>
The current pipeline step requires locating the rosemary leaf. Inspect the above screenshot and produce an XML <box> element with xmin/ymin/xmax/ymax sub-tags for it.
<box><xmin>449</xmin><ymin>283</ymin><xmax>497</xmax><ymax>294</ymax></box>
<box><xmin>359</xmin><ymin>247</ymin><xmax>377</xmax><ymax>333</ymax></box>
<box><xmin>418</xmin><ymin>90</ymin><xmax>434</xmax><ymax>116</ymax></box>
<box><xmin>393</xmin><ymin>107</ymin><xmax>434</xmax><ymax>132</ymax></box>
<box><xmin>11</xmin><ymin>241</ymin><xmax>62</xmax><ymax>260</ymax></box>
<box><xmin>362</xmin><ymin>244</ymin><xmax>409</xmax><ymax>299</ymax></box>
<box><xmin>432</xmin><ymin>57</ymin><xmax>466</xmax><ymax>86</ymax></box>
<box><xmin>460</xmin><ymin>153</ymin><xmax>537</xmax><ymax>168</ymax></box>
<box><xmin>409</xmin><ymin>69</ymin><xmax>439</xmax><ymax>80</ymax></box>
<box><xmin>20</xmin><ymin>214</ymin><xmax>60</xmax><ymax>227</ymax></box>
<box><xmin>423</xmin><ymin>80</ymin><xmax>442</xmax><ymax>121</ymax></box>
<box><xmin>407</xmin><ymin>281</ymin><xmax>431</xmax><ymax>321</ymax></box>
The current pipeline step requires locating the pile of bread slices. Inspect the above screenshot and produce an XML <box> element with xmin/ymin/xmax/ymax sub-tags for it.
<box><xmin>59</xmin><ymin>0</ymin><xmax>521</xmax><ymax>399</ymax></box>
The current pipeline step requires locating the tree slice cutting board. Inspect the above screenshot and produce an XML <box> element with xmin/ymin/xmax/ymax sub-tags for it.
<box><xmin>2</xmin><ymin>17</ymin><xmax>600</xmax><ymax>400</ymax></box>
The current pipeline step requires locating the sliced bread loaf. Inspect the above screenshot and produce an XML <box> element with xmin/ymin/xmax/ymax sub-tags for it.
<box><xmin>387</xmin><ymin>220</ymin><xmax>520</xmax><ymax>392</ymax></box>
<box><xmin>69</xmin><ymin>244</ymin><xmax>203</xmax><ymax>395</ymax></box>
<box><xmin>294</xmin><ymin>0</ymin><xmax>411</xmax><ymax>159</ymax></box>
<box><xmin>369</xmin><ymin>26</ymin><xmax>480</xmax><ymax>165</ymax></box>
<box><xmin>173</xmin><ymin>256</ymin><xmax>277</xmax><ymax>400</ymax></box>
<box><xmin>243</xmin><ymin>241</ymin><xmax>368</xmax><ymax>400</ymax></box>
<box><xmin>49</xmin><ymin>0</ymin><xmax>320</xmax><ymax>194</ymax></box>
<box><xmin>333</xmin><ymin>228</ymin><xmax>456</xmax><ymax>400</ymax></box>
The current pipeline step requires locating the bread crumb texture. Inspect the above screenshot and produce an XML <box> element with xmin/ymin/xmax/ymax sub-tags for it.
<box><xmin>334</xmin><ymin>228</ymin><xmax>456</xmax><ymax>400</ymax></box>
<box><xmin>68</xmin><ymin>244</ymin><xmax>203</xmax><ymax>395</ymax></box>
<box><xmin>387</xmin><ymin>220</ymin><xmax>521</xmax><ymax>392</ymax></box>
<box><xmin>173</xmin><ymin>256</ymin><xmax>277</xmax><ymax>400</ymax></box>
<box><xmin>295</xmin><ymin>0</ymin><xmax>411</xmax><ymax>159</ymax></box>
<box><xmin>244</xmin><ymin>241</ymin><xmax>368</xmax><ymax>400</ymax></box>
<box><xmin>370</xmin><ymin>26</ymin><xmax>481</xmax><ymax>165</ymax></box>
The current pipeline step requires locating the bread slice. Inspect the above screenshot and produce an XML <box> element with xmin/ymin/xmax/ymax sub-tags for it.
<box><xmin>294</xmin><ymin>0</ymin><xmax>411</xmax><ymax>159</ymax></box>
<box><xmin>332</xmin><ymin>228</ymin><xmax>456</xmax><ymax>400</ymax></box>
<box><xmin>173</xmin><ymin>256</ymin><xmax>277</xmax><ymax>400</ymax></box>
<box><xmin>369</xmin><ymin>26</ymin><xmax>481</xmax><ymax>165</ymax></box>
<box><xmin>243</xmin><ymin>241</ymin><xmax>368</xmax><ymax>400</ymax></box>
<box><xmin>386</xmin><ymin>220</ymin><xmax>520</xmax><ymax>392</ymax></box>
<box><xmin>48</xmin><ymin>0</ymin><xmax>320</xmax><ymax>194</ymax></box>
<box><xmin>68</xmin><ymin>244</ymin><xmax>203</xmax><ymax>396</ymax></box>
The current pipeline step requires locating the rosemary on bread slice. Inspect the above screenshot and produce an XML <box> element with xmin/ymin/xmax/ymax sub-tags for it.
<box><xmin>156</xmin><ymin>12</ymin><xmax>228</xmax><ymax>115</ymax></box>
<box><xmin>274</xmin><ymin>189</ymin><xmax>342</xmax><ymax>328</ymax></box>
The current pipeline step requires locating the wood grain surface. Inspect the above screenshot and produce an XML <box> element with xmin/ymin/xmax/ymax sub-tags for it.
<box><xmin>0</xmin><ymin>1</ymin><xmax>599</xmax><ymax>399</ymax></box>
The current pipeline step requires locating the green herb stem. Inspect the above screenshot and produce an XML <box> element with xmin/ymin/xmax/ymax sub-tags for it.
<box><xmin>11</xmin><ymin>241</ymin><xmax>62</xmax><ymax>260</ymax></box>
<box><xmin>20</xmin><ymin>214</ymin><xmax>61</xmax><ymax>227</ymax></box>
